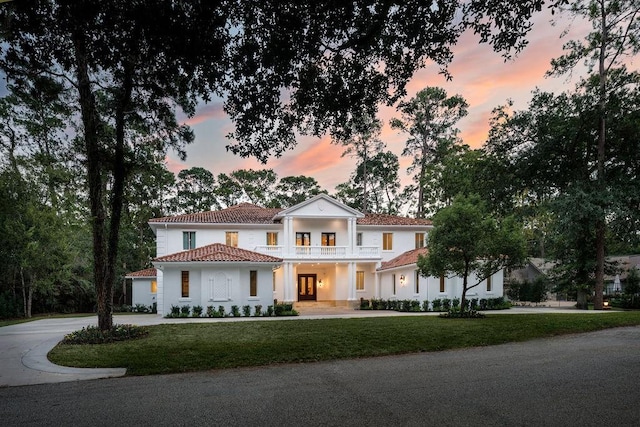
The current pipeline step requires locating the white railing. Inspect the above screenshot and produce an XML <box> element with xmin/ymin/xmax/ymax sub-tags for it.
<box><xmin>253</xmin><ymin>245</ymin><xmax>380</xmax><ymax>259</ymax></box>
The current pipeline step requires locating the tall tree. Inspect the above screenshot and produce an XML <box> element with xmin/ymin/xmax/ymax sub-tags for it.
<box><xmin>548</xmin><ymin>0</ymin><xmax>640</xmax><ymax>309</ymax></box>
<box><xmin>1</xmin><ymin>0</ymin><xmax>550</xmax><ymax>328</ymax></box>
<box><xmin>172</xmin><ymin>167</ymin><xmax>218</xmax><ymax>214</ymax></box>
<box><xmin>391</xmin><ymin>87</ymin><xmax>468</xmax><ymax>218</ymax></box>
<box><xmin>417</xmin><ymin>195</ymin><xmax>527</xmax><ymax>313</ymax></box>
<box><xmin>270</xmin><ymin>175</ymin><xmax>326</xmax><ymax>208</ymax></box>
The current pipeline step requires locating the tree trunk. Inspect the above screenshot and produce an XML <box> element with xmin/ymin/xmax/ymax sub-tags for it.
<box><xmin>593</xmin><ymin>3</ymin><xmax>608</xmax><ymax>311</ymax></box>
<box><xmin>72</xmin><ymin>28</ymin><xmax>112</xmax><ymax>331</ymax></box>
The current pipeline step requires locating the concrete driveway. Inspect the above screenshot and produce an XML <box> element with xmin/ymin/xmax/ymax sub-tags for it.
<box><xmin>0</xmin><ymin>306</ymin><xmax>611</xmax><ymax>387</ymax></box>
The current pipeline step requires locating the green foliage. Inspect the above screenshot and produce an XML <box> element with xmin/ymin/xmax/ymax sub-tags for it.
<box><xmin>508</xmin><ymin>277</ymin><xmax>549</xmax><ymax>303</ymax></box>
<box><xmin>625</xmin><ymin>269</ymin><xmax>640</xmax><ymax>296</ymax></box>
<box><xmin>230</xmin><ymin>305</ymin><xmax>240</xmax><ymax>317</ymax></box>
<box><xmin>0</xmin><ymin>291</ymin><xmax>22</xmax><ymax>319</ymax></box>
<box><xmin>253</xmin><ymin>305</ymin><xmax>262</xmax><ymax>317</ymax></box>
<box><xmin>274</xmin><ymin>303</ymin><xmax>298</xmax><ymax>317</ymax></box>
<box><xmin>192</xmin><ymin>305</ymin><xmax>203</xmax><ymax>318</ymax></box>
<box><xmin>242</xmin><ymin>305</ymin><xmax>251</xmax><ymax>317</ymax></box>
<box><xmin>62</xmin><ymin>324</ymin><xmax>149</xmax><ymax>345</ymax></box>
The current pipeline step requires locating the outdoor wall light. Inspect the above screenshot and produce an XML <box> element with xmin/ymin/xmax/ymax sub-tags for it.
<box><xmin>399</xmin><ymin>275</ymin><xmax>406</xmax><ymax>286</ymax></box>
<box><xmin>318</xmin><ymin>279</ymin><xmax>324</xmax><ymax>288</ymax></box>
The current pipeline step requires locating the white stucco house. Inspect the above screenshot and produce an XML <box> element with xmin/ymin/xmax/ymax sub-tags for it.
<box><xmin>127</xmin><ymin>194</ymin><xmax>504</xmax><ymax>315</ymax></box>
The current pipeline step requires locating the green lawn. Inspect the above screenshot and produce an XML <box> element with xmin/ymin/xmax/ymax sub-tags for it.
<box><xmin>48</xmin><ymin>312</ymin><xmax>640</xmax><ymax>376</ymax></box>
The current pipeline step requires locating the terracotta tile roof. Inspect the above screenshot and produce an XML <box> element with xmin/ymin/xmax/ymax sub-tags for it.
<box><xmin>149</xmin><ymin>203</ymin><xmax>284</xmax><ymax>224</ymax></box>
<box><xmin>154</xmin><ymin>243</ymin><xmax>282</xmax><ymax>263</ymax></box>
<box><xmin>378</xmin><ymin>247</ymin><xmax>428</xmax><ymax>271</ymax></box>
<box><xmin>125</xmin><ymin>268</ymin><xmax>157</xmax><ymax>278</ymax></box>
<box><xmin>358</xmin><ymin>213</ymin><xmax>432</xmax><ymax>226</ymax></box>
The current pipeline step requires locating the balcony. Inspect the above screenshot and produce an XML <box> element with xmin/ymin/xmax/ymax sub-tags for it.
<box><xmin>253</xmin><ymin>245</ymin><xmax>380</xmax><ymax>259</ymax></box>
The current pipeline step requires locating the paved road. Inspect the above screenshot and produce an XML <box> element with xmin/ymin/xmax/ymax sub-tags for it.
<box><xmin>1</xmin><ymin>323</ymin><xmax>639</xmax><ymax>426</ymax></box>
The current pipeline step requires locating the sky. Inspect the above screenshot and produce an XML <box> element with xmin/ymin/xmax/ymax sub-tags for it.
<box><xmin>168</xmin><ymin>9</ymin><xmax>593</xmax><ymax>192</ymax></box>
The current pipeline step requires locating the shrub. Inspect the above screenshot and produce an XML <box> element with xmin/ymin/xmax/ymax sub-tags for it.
<box><xmin>359</xmin><ymin>298</ymin><xmax>371</xmax><ymax>310</ymax></box>
<box><xmin>439</xmin><ymin>310</ymin><xmax>485</xmax><ymax>319</ymax></box>
<box><xmin>206</xmin><ymin>306</ymin><xmax>216</xmax><ymax>318</ymax></box>
<box><xmin>432</xmin><ymin>299</ymin><xmax>442</xmax><ymax>312</ymax></box>
<box><xmin>266</xmin><ymin>305</ymin><xmax>274</xmax><ymax>316</ymax></box>
<box><xmin>242</xmin><ymin>305</ymin><xmax>251</xmax><ymax>317</ymax></box>
<box><xmin>218</xmin><ymin>306</ymin><xmax>226</xmax><ymax>317</ymax></box>
<box><xmin>410</xmin><ymin>300</ymin><xmax>421</xmax><ymax>312</ymax></box>
<box><xmin>479</xmin><ymin>298</ymin><xmax>488</xmax><ymax>310</ymax></box>
<box><xmin>192</xmin><ymin>305</ymin><xmax>203</xmax><ymax>317</ymax></box>
<box><xmin>452</xmin><ymin>298</ymin><xmax>460</xmax><ymax>310</ymax></box>
<box><xmin>254</xmin><ymin>305</ymin><xmax>262</xmax><ymax>316</ymax></box>
<box><xmin>469</xmin><ymin>298</ymin><xmax>479</xmax><ymax>311</ymax></box>
<box><xmin>442</xmin><ymin>298</ymin><xmax>451</xmax><ymax>311</ymax></box>
<box><xmin>62</xmin><ymin>324</ymin><xmax>149</xmax><ymax>344</ymax></box>
<box><xmin>422</xmin><ymin>300</ymin><xmax>430</xmax><ymax>312</ymax></box>
<box><xmin>230</xmin><ymin>305</ymin><xmax>240</xmax><ymax>317</ymax></box>
<box><xmin>167</xmin><ymin>305</ymin><xmax>180</xmax><ymax>318</ymax></box>
<box><xmin>0</xmin><ymin>291</ymin><xmax>21</xmax><ymax>319</ymax></box>
<box><xmin>274</xmin><ymin>303</ymin><xmax>298</xmax><ymax>316</ymax></box>
<box><xmin>180</xmin><ymin>305</ymin><xmax>190</xmax><ymax>318</ymax></box>
<box><xmin>133</xmin><ymin>303</ymin><xmax>149</xmax><ymax>313</ymax></box>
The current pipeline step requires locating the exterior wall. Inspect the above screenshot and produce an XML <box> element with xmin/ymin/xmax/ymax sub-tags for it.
<box><xmin>377</xmin><ymin>267</ymin><xmax>504</xmax><ymax>306</ymax></box>
<box><xmin>291</xmin><ymin>218</ymin><xmax>349</xmax><ymax>247</ymax></box>
<box><xmin>359</xmin><ymin>227</ymin><xmax>428</xmax><ymax>262</ymax></box>
<box><xmin>131</xmin><ymin>278</ymin><xmax>156</xmax><ymax>309</ymax></box>
<box><xmin>160</xmin><ymin>265</ymin><xmax>275</xmax><ymax>315</ymax></box>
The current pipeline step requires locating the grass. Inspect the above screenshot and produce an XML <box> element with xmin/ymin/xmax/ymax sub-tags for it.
<box><xmin>48</xmin><ymin>311</ymin><xmax>640</xmax><ymax>376</ymax></box>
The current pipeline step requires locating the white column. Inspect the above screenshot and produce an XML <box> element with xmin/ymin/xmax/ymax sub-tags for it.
<box><xmin>283</xmin><ymin>217</ymin><xmax>290</xmax><ymax>257</ymax></box>
<box><xmin>348</xmin><ymin>262</ymin><xmax>356</xmax><ymax>301</ymax></box>
<box><xmin>347</xmin><ymin>217</ymin><xmax>354</xmax><ymax>256</ymax></box>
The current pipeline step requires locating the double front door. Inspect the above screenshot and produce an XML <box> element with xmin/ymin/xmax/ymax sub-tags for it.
<box><xmin>297</xmin><ymin>274</ymin><xmax>317</xmax><ymax>301</ymax></box>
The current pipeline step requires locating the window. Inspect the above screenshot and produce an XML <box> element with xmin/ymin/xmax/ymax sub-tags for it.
<box><xmin>356</xmin><ymin>271</ymin><xmax>365</xmax><ymax>291</ymax></box>
<box><xmin>414</xmin><ymin>270</ymin><xmax>420</xmax><ymax>294</ymax></box>
<box><xmin>183</xmin><ymin>231</ymin><xmax>196</xmax><ymax>250</ymax></box>
<box><xmin>296</xmin><ymin>232</ymin><xmax>311</xmax><ymax>246</ymax></box>
<box><xmin>225</xmin><ymin>231</ymin><xmax>238</xmax><ymax>247</ymax></box>
<box><xmin>487</xmin><ymin>275</ymin><xmax>492</xmax><ymax>292</ymax></box>
<box><xmin>181</xmin><ymin>271</ymin><xmax>189</xmax><ymax>298</ymax></box>
<box><xmin>392</xmin><ymin>274</ymin><xmax>396</xmax><ymax>295</ymax></box>
<box><xmin>356</xmin><ymin>232</ymin><xmax>363</xmax><ymax>246</ymax></box>
<box><xmin>266</xmin><ymin>232</ymin><xmax>278</xmax><ymax>246</ymax></box>
<box><xmin>321</xmin><ymin>232</ymin><xmax>336</xmax><ymax>246</ymax></box>
<box><xmin>150</xmin><ymin>280</ymin><xmax>157</xmax><ymax>293</ymax></box>
<box><xmin>382</xmin><ymin>233</ymin><xmax>393</xmax><ymax>250</ymax></box>
<box><xmin>439</xmin><ymin>275</ymin><xmax>445</xmax><ymax>293</ymax></box>
<box><xmin>250</xmin><ymin>270</ymin><xmax>257</xmax><ymax>297</ymax></box>
<box><xmin>273</xmin><ymin>271</ymin><xmax>276</xmax><ymax>292</ymax></box>
<box><xmin>415</xmin><ymin>233</ymin><xmax>425</xmax><ymax>249</ymax></box>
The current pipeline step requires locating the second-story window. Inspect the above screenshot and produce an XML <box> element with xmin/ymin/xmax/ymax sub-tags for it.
<box><xmin>356</xmin><ymin>232</ymin><xmax>363</xmax><ymax>246</ymax></box>
<box><xmin>486</xmin><ymin>275</ymin><xmax>492</xmax><ymax>292</ymax></box>
<box><xmin>266</xmin><ymin>232</ymin><xmax>278</xmax><ymax>246</ymax></box>
<box><xmin>415</xmin><ymin>233</ymin><xmax>425</xmax><ymax>249</ymax></box>
<box><xmin>382</xmin><ymin>233</ymin><xmax>393</xmax><ymax>251</ymax></box>
<box><xmin>226</xmin><ymin>231</ymin><xmax>238</xmax><ymax>247</ymax></box>
<box><xmin>183</xmin><ymin>231</ymin><xmax>196</xmax><ymax>250</ymax></box>
<box><xmin>296</xmin><ymin>232</ymin><xmax>311</xmax><ymax>246</ymax></box>
<box><xmin>321</xmin><ymin>232</ymin><xmax>336</xmax><ymax>246</ymax></box>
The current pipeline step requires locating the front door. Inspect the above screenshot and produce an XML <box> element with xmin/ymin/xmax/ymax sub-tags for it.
<box><xmin>297</xmin><ymin>274</ymin><xmax>317</xmax><ymax>301</ymax></box>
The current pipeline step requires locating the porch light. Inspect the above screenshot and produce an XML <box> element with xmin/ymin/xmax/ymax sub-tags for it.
<box><xmin>399</xmin><ymin>275</ymin><xmax>406</xmax><ymax>286</ymax></box>
<box><xmin>318</xmin><ymin>279</ymin><xmax>324</xmax><ymax>288</ymax></box>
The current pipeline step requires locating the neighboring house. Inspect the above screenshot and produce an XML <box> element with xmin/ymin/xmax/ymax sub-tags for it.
<box><xmin>377</xmin><ymin>248</ymin><xmax>503</xmax><ymax>303</ymax></box>
<box><xmin>125</xmin><ymin>268</ymin><xmax>157</xmax><ymax>309</ymax></box>
<box><xmin>132</xmin><ymin>194</ymin><xmax>504</xmax><ymax>316</ymax></box>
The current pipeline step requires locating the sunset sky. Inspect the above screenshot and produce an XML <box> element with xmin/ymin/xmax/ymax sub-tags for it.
<box><xmin>169</xmin><ymin>10</ymin><xmax>593</xmax><ymax>191</ymax></box>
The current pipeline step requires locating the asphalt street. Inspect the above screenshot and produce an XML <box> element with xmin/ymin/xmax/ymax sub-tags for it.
<box><xmin>1</xmin><ymin>315</ymin><xmax>639</xmax><ymax>426</ymax></box>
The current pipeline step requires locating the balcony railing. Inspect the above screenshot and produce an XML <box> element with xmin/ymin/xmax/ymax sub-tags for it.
<box><xmin>253</xmin><ymin>245</ymin><xmax>380</xmax><ymax>259</ymax></box>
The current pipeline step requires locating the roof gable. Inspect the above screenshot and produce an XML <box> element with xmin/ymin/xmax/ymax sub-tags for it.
<box><xmin>154</xmin><ymin>243</ymin><xmax>282</xmax><ymax>263</ymax></box>
<box><xmin>274</xmin><ymin>194</ymin><xmax>364</xmax><ymax>219</ymax></box>
<box><xmin>378</xmin><ymin>247</ymin><xmax>428</xmax><ymax>271</ymax></box>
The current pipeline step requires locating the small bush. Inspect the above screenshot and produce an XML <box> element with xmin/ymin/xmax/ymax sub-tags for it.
<box><xmin>192</xmin><ymin>305</ymin><xmax>203</xmax><ymax>317</ymax></box>
<box><xmin>242</xmin><ymin>305</ymin><xmax>251</xmax><ymax>317</ymax></box>
<box><xmin>206</xmin><ymin>306</ymin><xmax>216</xmax><ymax>318</ymax></box>
<box><xmin>266</xmin><ymin>305</ymin><xmax>274</xmax><ymax>316</ymax></box>
<box><xmin>452</xmin><ymin>298</ymin><xmax>460</xmax><ymax>310</ymax></box>
<box><xmin>230</xmin><ymin>305</ymin><xmax>240</xmax><ymax>317</ymax></box>
<box><xmin>180</xmin><ymin>305</ymin><xmax>190</xmax><ymax>318</ymax></box>
<box><xmin>439</xmin><ymin>310</ymin><xmax>485</xmax><ymax>319</ymax></box>
<box><xmin>218</xmin><ymin>306</ymin><xmax>226</xmax><ymax>317</ymax></box>
<box><xmin>422</xmin><ymin>300</ymin><xmax>430</xmax><ymax>312</ymax></box>
<box><xmin>254</xmin><ymin>305</ymin><xmax>262</xmax><ymax>317</ymax></box>
<box><xmin>274</xmin><ymin>303</ymin><xmax>298</xmax><ymax>316</ymax></box>
<box><xmin>432</xmin><ymin>299</ymin><xmax>442</xmax><ymax>312</ymax></box>
<box><xmin>410</xmin><ymin>300</ymin><xmax>421</xmax><ymax>312</ymax></box>
<box><xmin>442</xmin><ymin>298</ymin><xmax>451</xmax><ymax>311</ymax></box>
<box><xmin>62</xmin><ymin>324</ymin><xmax>149</xmax><ymax>344</ymax></box>
<box><xmin>359</xmin><ymin>298</ymin><xmax>371</xmax><ymax>310</ymax></box>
